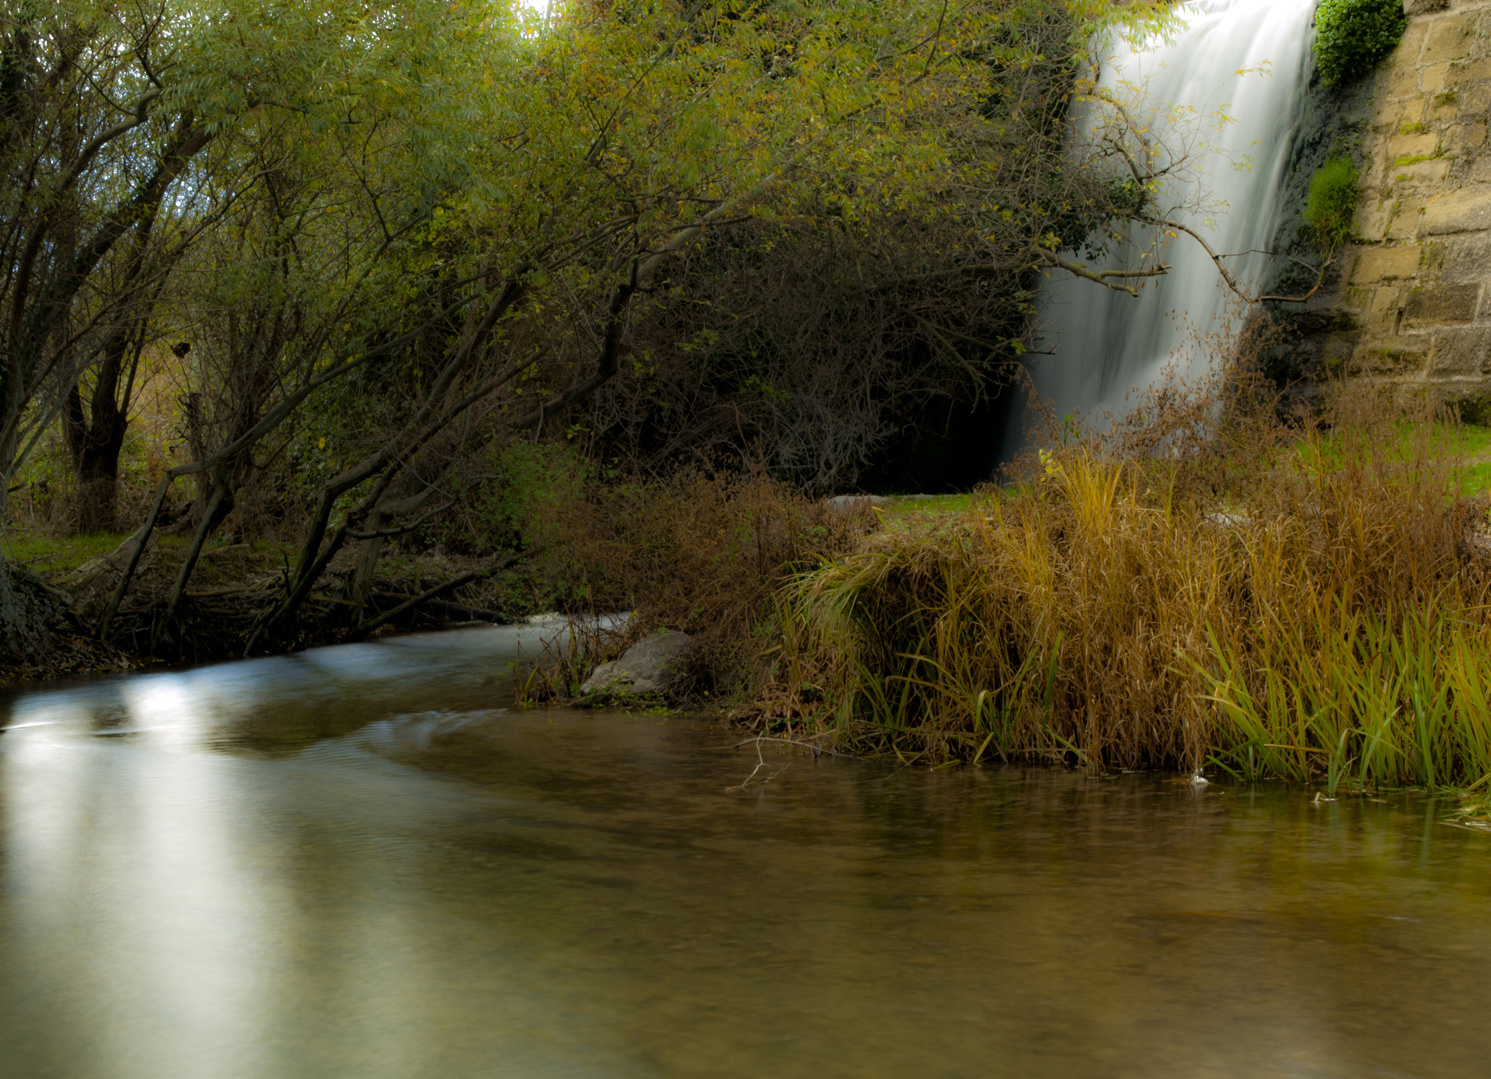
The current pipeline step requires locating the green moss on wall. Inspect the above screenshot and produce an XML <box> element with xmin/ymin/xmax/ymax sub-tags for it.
<box><xmin>1305</xmin><ymin>157</ymin><xmax>1360</xmax><ymax>251</ymax></box>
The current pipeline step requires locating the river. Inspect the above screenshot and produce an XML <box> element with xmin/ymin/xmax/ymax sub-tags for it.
<box><xmin>1</xmin><ymin>624</ymin><xmax>1488</xmax><ymax>1077</ymax></box>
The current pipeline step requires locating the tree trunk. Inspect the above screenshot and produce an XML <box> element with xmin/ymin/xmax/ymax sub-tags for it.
<box><xmin>152</xmin><ymin>477</ymin><xmax>234</xmax><ymax>654</ymax></box>
<box><xmin>61</xmin><ymin>213</ymin><xmax>161</xmax><ymax>535</ymax></box>
<box><xmin>347</xmin><ymin>515</ymin><xmax>389</xmax><ymax>622</ymax></box>
<box><xmin>63</xmin><ymin>377</ymin><xmax>129</xmax><ymax>534</ymax></box>
<box><xmin>67</xmin><ymin>405</ymin><xmax>128</xmax><ymax>534</ymax></box>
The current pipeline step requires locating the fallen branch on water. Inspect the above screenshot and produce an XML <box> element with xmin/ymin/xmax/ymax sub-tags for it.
<box><xmin>345</xmin><ymin>555</ymin><xmax>521</xmax><ymax>641</ymax></box>
<box><xmin>371</xmin><ymin>593</ymin><xmax>505</xmax><ymax>624</ymax></box>
<box><xmin>731</xmin><ymin>735</ymin><xmax>861</xmax><ymax>760</ymax></box>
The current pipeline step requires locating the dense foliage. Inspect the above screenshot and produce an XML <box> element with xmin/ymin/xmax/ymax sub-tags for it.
<box><xmin>1312</xmin><ymin>0</ymin><xmax>1408</xmax><ymax>89</ymax></box>
<box><xmin>0</xmin><ymin>0</ymin><xmax>1262</xmax><ymax>660</ymax></box>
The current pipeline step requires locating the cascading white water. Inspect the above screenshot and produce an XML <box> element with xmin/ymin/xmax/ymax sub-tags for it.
<box><xmin>1004</xmin><ymin>0</ymin><xmax>1318</xmax><ymax>456</ymax></box>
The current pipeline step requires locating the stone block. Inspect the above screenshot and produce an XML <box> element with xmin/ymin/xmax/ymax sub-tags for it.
<box><xmin>1390</xmin><ymin>197</ymin><xmax>1426</xmax><ymax>239</ymax></box>
<box><xmin>1373</xmin><ymin>98</ymin><xmax>1416</xmax><ymax>131</ymax></box>
<box><xmin>1390</xmin><ymin>130</ymin><xmax>1441</xmax><ymax>161</ymax></box>
<box><xmin>1352</xmin><ymin>245</ymin><xmax>1423</xmax><ymax>284</ymax></box>
<box><xmin>1449</xmin><ymin>120</ymin><xmax>1491</xmax><ymax>153</ymax></box>
<box><xmin>1394</xmin><ymin>21</ymin><xmax>1430</xmax><ymax>63</ymax></box>
<box><xmin>1355</xmin><ymin>198</ymin><xmax>1389</xmax><ymax>241</ymax></box>
<box><xmin>1423</xmin><ymin>14</ymin><xmax>1474</xmax><ymax>64</ymax></box>
<box><xmin>1429</xmin><ymin>85</ymin><xmax>1462</xmax><ymax>116</ymax></box>
<box><xmin>1321</xmin><ymin>333</ymin><xmax>1357</xmax><ymax>376</ymax></box>
<box><xmin>1448</xmin><ymin>57</ymin><xmax>1491</xmax><ymax>85</ymax></box>
<box><xmin>1428</xmin><ymin>327</ymin><xmax>1491</xmax><ymax>374</ymax></box>
<box><xmin>1439</xmin><ymin>385</ymin><xmax>1491</xmax><ymax>420</ymax></box>
<box><xmin>1368</xmin><ymin>286</ymin><xmax>1404</xmax><ymax>331</ymax></box>
<box><xmin>1422</xmin><ymin>186</ymin><xmax>1491</xmax><ymax>233</ymax></box>
<box><xmin>1351</xmin><ymin>338</ymin><xmax>1431</xmax><ymax>375</ymax></box>
<box><xmin>1394</xmin><ymin>157</ymin><xmax>1454</xmax><ymax>186</ymax></box>
<box><xmin>1463</xmin><ymin>85</ymin><xmax>1491</xmax><ymax>114</ymax></box>
<box><xmin>1344</xmin><ymin>285</ymin><xmax>1376</xmax><ymax>313</ymax></box>
<box><xmin>1403</xmin><ymin>283</ymin><xmax>1481</xmax><ymax>326</ymax></box>
<box><xmin>1406</xmin><ymin>0</ymin><xmax>1449</xmax><ymax>13</ymax></box>
<box><xmin>1387</xmin><ymin>64</ymin><xmax>1422</xmax><ymax>100</ymax></box>
<box><xmin>1438</xmin><ymin>233</ymin><xmax>1491</xmax><ymax>280</ymax></box>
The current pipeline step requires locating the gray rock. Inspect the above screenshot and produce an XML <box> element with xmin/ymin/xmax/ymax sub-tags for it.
<box><xmin>580</xmin><ymin>629</ymin><xmax>693</xmax><ymax>695</ymax></box>
<box><xmin>821</xmin><ymin>494</ymin><xmax>890</xmax><ymax>513</ymax></box>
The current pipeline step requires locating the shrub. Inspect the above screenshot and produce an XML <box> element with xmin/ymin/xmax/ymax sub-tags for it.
<box><xmin>551</xmin><ymin>471</ymin><xmax>871</xmax><ymax>638</ymax></box>
<box><xmin>439</xmin><ymin>440</ymin><xmax>587</xmax><ymax>558</ymax></box>
<box><xmin>1305</xmin><ymin>157</ymin><xmax>1360</xmax><ymax>251</ymax></box>
<box><xmin>1313</xmin><ymin>0</ymin><xmax>1409</xmax><ymax>89</ymax></box>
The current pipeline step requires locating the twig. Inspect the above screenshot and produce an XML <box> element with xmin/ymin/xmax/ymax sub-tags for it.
<box><xmin>730</xmin><ymin>735</ymin><xmax>860</xmax><ymax>759</ymax></box>
<box><xmin>880</xmin><ymin>748</ymin><xmax>928</xmax><ymax>781</ymax></box>
<box><xmin>726</xmin><ymin>737</ymin><xmax>792</xmax><ymax>791</ymax></box>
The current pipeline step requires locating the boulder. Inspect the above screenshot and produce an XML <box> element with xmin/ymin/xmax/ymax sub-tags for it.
<box><xmin>580</xmin><ymin>629</ymin><xmax>693</xmax><ymax>695</ymax></box>
<box><xmin>821</xmin><ymin>494</ymin><xmax>889</xmax><ymax>513</ymax></box>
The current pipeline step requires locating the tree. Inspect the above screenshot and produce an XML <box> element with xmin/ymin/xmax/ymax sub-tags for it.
<box><xmin>239</xmin><ymin>0</ymin><xmax>1106</xmax><ymax>642</ymax></box>
<box><xmin>34</xmin><ymin>0</ymin><xmax>1269</xmax><ymax>656</ymax></box>
<box><xmin>575</xmin><ymin>0</ymin><xmax>1182</xmax><ymax>490</ymax></box>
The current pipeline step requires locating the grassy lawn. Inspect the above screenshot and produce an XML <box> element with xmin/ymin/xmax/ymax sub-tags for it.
<box><xmin>1457</xmin><ymin>424</ymin><xmax>1491</xmax><ymax>493</ymax></box>
<box><xmin>2</xmin><ymin>532</ymin><xmax>135</xmax><ymax>573</ymax></box>
<box><xmin>1453</xmin><ymin>422</ymin><xmax>1491</xmax><ymax>458</ymax></box>
<box><xmin>866</xmin><ymin>422</ymin><xmax>1491</xmax><ymax>525</ymax></box>
<box><xmin>1</xmin><ymin>532</ymin><xmax>199</xmax><ymax>575</ymax></box>
<box><xmin>1299</xmin><ymin>422</ymin><xmax>1491</xmax><ymax>498</ymax></box>
<box><xmin>876</xmin><ymin>492</ymin><xmax>991</xmax><ymax>518</ymax></box>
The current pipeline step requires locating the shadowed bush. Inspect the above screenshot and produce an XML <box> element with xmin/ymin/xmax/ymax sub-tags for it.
<box><xmin>533</xmin><ymin>468</ymin><xmax>874</xmax><ymax>693</ymax></box>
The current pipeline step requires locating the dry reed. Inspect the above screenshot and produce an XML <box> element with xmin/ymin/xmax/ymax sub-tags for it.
<box><xmin>766</xmin><ymin>380</ymin><xmax>1491</xmax><ymax>787</ymax></box>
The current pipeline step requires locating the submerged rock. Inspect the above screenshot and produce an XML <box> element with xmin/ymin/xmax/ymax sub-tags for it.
<box><xmin>580</xmin><ymin>629</ymin><xmax>692</xmax><ymax>696</ymax></box>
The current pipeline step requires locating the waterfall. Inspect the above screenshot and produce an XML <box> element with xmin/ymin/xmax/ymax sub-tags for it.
<box><xmin>1004</xmin><ymin>0</ymin><xmax>1318</xmax><ymax>457</ymax></box>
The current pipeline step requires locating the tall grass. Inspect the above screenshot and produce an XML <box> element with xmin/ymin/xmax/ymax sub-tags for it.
<box><xmin>768</xmin><ymin>385</ymin><xmax>1491</xmax><ymax>787</ymax></box>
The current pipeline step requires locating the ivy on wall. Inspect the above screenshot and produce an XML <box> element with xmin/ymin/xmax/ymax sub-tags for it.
<box><xmin>1313</xmin><ymin>0</ymin><xmax>1409</xmax><ymax>89</ymax></box>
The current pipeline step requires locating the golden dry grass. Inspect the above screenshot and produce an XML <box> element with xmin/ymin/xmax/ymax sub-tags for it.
<box><xmin>765</xmin><ymin>385</ymin><xmax>1491</xmax><ymax>788</ymax></box>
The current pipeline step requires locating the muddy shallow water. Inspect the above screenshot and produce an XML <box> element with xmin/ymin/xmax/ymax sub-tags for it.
<box><xmin>1</xmin><ymin>624</ymin><xmax>1488</xmax><ymax>1078</ymax></box>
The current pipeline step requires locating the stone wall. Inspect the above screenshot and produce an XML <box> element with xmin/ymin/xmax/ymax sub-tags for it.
<box><xmin>1318</xmin><ymin>0</ymin><xmax>1491</xmax><ymax>408</ymax></box>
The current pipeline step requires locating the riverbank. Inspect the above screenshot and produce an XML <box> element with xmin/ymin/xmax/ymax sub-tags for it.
<box><xmin>13</xmin><ymin>385</ymin><xmax>1491</xmax><ymax>793</ymax></box>
<box><xmin>0</xmin><ymin>536</ymin><xmax>538</xmax><ymax>680</ymax></box>
<box><xmin>0</xmin><ymin>468</ymin><xmax>875</xmax><ymax>685</ymax></box>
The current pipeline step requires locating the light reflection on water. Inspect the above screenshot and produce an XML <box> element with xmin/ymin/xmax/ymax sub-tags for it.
<box><xmin>1</xmin><ymin>627</ymin><xmax>1489</xmax><ymax>1077</ymax></box>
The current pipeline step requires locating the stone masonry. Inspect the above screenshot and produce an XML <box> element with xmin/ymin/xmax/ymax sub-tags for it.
<box><xmin>1327</xmin><ymin>0</ymin><xmax>1491</xmax><ymax>404</ymax></box>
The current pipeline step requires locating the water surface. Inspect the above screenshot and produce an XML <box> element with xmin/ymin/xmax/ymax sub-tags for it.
<box><xmin>2</xmin><ymin>626</ymin><xmax>1488</xmax><ymax>1077</ymax></box>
